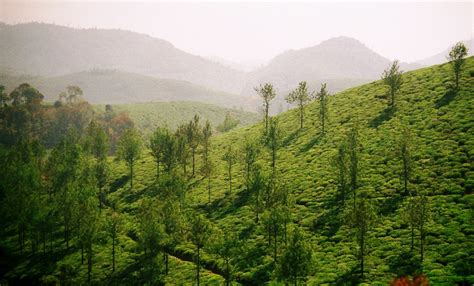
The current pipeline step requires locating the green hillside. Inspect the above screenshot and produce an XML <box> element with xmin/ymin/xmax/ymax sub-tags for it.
<box><xmin>108</xmin><ymin>58</ymin><xmax>473</xmax><ymax>284</ymax></box>
<box><xmin>99</xmin><ymin>101</ymin><xmax>261</xmax><ymax>137</ymax></box>
<box><xmin>1</xmin><ymin>58</ymin><xmax>473</xmax><ymax>285</ymax></box>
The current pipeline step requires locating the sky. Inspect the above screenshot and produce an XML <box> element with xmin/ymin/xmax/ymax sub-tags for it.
<box><xmin>0</xmin><ymin>1</ymin><xmax>472</xmax><ymax>64</ymax></box>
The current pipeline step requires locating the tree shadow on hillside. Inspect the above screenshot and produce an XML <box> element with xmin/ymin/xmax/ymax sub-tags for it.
<box><xmin>299</xmin><ymin>134</ymin><xmax>323</xmax><ymax>153</ymax></box>
<box><xmin>435</xmin><ymin>88</ymin><xmax>457</xmax><ymax>108</ymax></box>
<box><xmin>369</xmin><ymin>106</ymin><xmax>395</xmax><ymax>128</ymax></box>
<box><xmin>379</xmin><ymin>195</ymin><xmax>404</xmax><ymax>216</ymax></box>
<box><xmin>198</xmin><ymin>188</ymin><xmax>251</xmax><ymax>219</ymax></box>
<box><xmin>109</xmin><ymin>175</ymin><xmax>129</xmax><ymax>193</ymax></box>
<box><xmin>282</xmin><ymin>128</ymin><xmax>302</xmax><ymax>147</ymax></box>
<box><xmin>334</xmin><ymin>265</ymin><xmax>362</xmax><ymax>285</ymax></box>
<box><xmin>311</xmin><ymin>196</ymin><xmax>344</xmax><ymax>238</ymax></box>
<box><xmin>107</xmin><ymin>256</ymin><xmax>146</xmax><ymax>285</ymax></box>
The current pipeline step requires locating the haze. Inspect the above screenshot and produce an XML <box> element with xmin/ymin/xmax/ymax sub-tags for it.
<box><xmin>1</xmin><ymin>1</ymin><xmax>472</xmax><ymax>65</ymax></box>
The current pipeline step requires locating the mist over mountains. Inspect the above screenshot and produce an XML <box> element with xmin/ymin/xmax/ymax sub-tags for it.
<box><xmin>0</xmin><ymin>22</ymin><xmax>468</xmax><ymax>110</ymax></box>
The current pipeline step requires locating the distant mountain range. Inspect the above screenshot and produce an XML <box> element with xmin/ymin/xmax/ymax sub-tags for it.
<box><xmin>0</xmin><ymin>22</ymin><xmax>469</xmax><ymax>111</ymax></box>
<box><xmin>0</xmin><ymin>22</ymin><xmax>245</xmax><ymax>94</ymax></box>
<box><xmin>415</xmin><ymin>39</ymin><xmax>473</xmax><ymax>66</ymax></box>
<box><xmin>241</xmin><ymin>36</ymin><xmax>421</xmax><ymax>98</ymax></box>
<box><xmin>0</xmin><ymin>69</ymin><xmax>257</xmax><ymax>110</ymax></box>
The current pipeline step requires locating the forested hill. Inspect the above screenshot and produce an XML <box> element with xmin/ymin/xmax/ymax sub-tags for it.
<box><xmin>0</xmin><ymin>57</ymin><xmax>472</xmax><ymax>285</ymax></box>
<box><xmin>0</xmin><ymin>69</ymin><xmax>256</xmax><ymax>110</ymax></box>
<box><xmin>0</xmin><ymin>22</ymin><xmax>246</xmax><ymax>94</ymax></box>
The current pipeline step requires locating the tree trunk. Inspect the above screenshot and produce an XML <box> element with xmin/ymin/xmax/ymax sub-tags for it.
<box><xmin>208</xmin><ymin>175</ymin><xmax>211</xmax><ymax>204</ymax></box>
<box><xmin>197</xmin><ymin>246</ymin><xmax>200</xmax><ymax>286</ymax></box>
<box><xmin>353</xmin><ymin>191</ymin><xmax>356</xmax><ymax>210</ymax></box>
<box><xmin>43</xmin><ymin>233</ymin><xmax>46</xmax><ymax>255</ymax></box>
<box><xmin>50</xmin><ymin>227</ymin><xmax>53</xmax><ymax>255</ymax></box>
<box><xmin>265</xmin><ymin>105</ymin><xmax>269</xmax><ymax>133</ymax></box>
<box><xmin>192</xmin><ymin>148</ymin><xmax>195</xmax><ymax>176</ymax></box>
<box><xmin>360</xmin><ymin>231</ymin><xmax>365</xmax><ymax>280</ymax></box>
<box><xmin>228</xmin><ymin>164</ymin><xmax>232</xmax><ymax>193</ymax></box>
<box><xmin>272</xmin><ymin>149</ymin><xmax>276</xmax><ymax>175</ymax></box>
<box><xmin>391</xmin><ymin>89</ymin><xmax>395</xmax><ymax>108</ymax></box>
<box><xmin>300</xmin><ymin>105</ymin><xmax>304</xmax><ymax>129</ymax></box>
<box><xmin>87</xmin><ymin>244</ymin><xmax>92</xmax><ymax>283</ymax></box>
<box><xmin>420</xmin><ymin>229</ymin><xmax>424</xmax><ymax>263</ymax></box>
<box><xmin>274</xmin><ymin>231</ymin><xmax>277</xmax><ymax>263</ymax></box>
<box><xmin>157</xmin><ymin>160</ymin><xmax>160</xmax><ymax>180</ymax></box>
<box><xmin>130</xmin><ymin>163</ymin><xmax>133</xmax><ymax>190</ymax></box>
<box><xmin>65</xmin><ymin>225</ymin><xmax>69</xmax><ymax>250</ymax></box>
<box><xmin>455</xmin><ymin>72</ymin><xmax>460</xmax><ymax>90</ymax></box>
<box><xmin>165</xmin><ymin>253</ymin><xmax>169</xmax><ymax>275</ymax></box>
<box><xmin>404</xmin><ymin>174</ymin><xmax>408</xmax><ymax>196</ymax></box>
<box><xmin>225</xmin><ymin>259</ymin><xmax>230</xmax><ymax>286</ymax></box>
<box><xmin>112</xmin><ymin>233</ymin><xmax>115</xmax><ymax>272</ymax></box>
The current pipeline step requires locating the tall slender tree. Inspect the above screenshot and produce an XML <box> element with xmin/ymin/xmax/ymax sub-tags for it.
<box><xmin>398</xmin><ymin>125</ymin><xmax>412</xmax><ymax>196</ymax></box>
<box><xmin>382</xmin><ymin>60</ymin><xmax>403</xmax><ymax>109</ymax></box>
<box><xmin>213</xmin><ymin>230</ymin><xmax>240</xmax><ymax>286</ymax></box>
<box><xmin>107</xmin><ymin>211</ymin><xmax>121</xmax><ymax>273</ymax></box>
<box><xmin>448</xmin><ymin>42</ymin><xmax>469</xmax><ymax>90</ymax></box>
<box><xmin>347</xmin><ymin>125</ymin><xmax>360</xmax><ymax>207</ymax></box>
<box><xmin>161</xmin><ymin>131</ymin><xmax>177</xmax><ymax>173</ymax></box>
<box><xmin>150</xmin><ymin>127</ymin><xmax>169</xmax><ymax>179</ymax></box>
<box><xmin>85</xmin><ymin>121</ymin><xmax>109</xmax><ymax>207</ymax></box>
<box><xmin>411</xmin><ymin>193</ymin><xmax>430</xmax><ymax>263</ymax></box>
<box><xmin>264</xmin><ymin>119</ymin><xmax>281</xmax><ymax>177</ymax></box>
<box><xmin>249</xmin><ymin>165</ymin><xmax>267</xmax><ymax>223</ymax></box>
<box><xmin>243</xmin><ymin>139</ymin><xmax>260</xmax><ymax>192</ymax></box>
<box><xmin>138</xmin><ymin>198</ymin><xmax>163</xmax><ymax>282</ymax></box>
<box><xmin>346</xmin><ymin>197</ymin><xmax>376</xmax><ymax>281</ymax></box>
<box><xmin>279</xmin><ymin>227</ymin><xmax>312</xmax><ymax>286</ymax></box>
<box><xmin>117</xmin><ymin>128</ymin><xmax>142</xmax><ymax>190</ymax></box>
<box><xmin>159</xmin><ymin>198</ymin><xmax>181</xmax><ymax>275</ymax></box>
<box><xmin>255</xmin><ymin>83</ymin><xmax>276</xmax><ymax>133</ymax></box>
<box><xmin>201</xmin><ymin>120</ymin><xmax>213</xmax><ymax>203</ymax></box>
<box><xmin>316</xmin><ymin>83</ymin><xmax>329</xmax><ymax>134</ymax></box>
<box><xmin>175</xmin><ymin>124</ymin><xmax>189</xmax><ymax>175</ymax></box>
<box><xmin>222</xmin><ymin>144</ymin><xmax>236</xmax><ymax>193</ymax></box>
<box><xmin>286</xmin><ymin>81</ymin><xmax>312</xmax><ymax>129</ymax></box>
<box><xmin>334</xmin><ymin>142</ymin><xmax>348</xmax><ymax>206</ymax></box>
<box><xmin>186</xmin><ymin>115</ymin><xmax>202</xmax><ymax>177</ymax></box>
<box><xmin>189</xmin><ymin>213</ymin><xmax>211</xmax><ymax>286</ymax></box>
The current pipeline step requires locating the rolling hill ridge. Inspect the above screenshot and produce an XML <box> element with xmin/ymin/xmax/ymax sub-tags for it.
<box><xmin>107</xmin><ymin>57</ymin><xmax>474</xmax><ymax>284</ymax></box>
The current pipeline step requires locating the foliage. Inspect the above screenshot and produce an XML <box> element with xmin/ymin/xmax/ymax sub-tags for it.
<box><xmin>382</xmin><ymin>60</ymin><xmax>403</xmax><ymax>108</ymax></box>
<box><xmin>0</xmin><ymin>58</ymin><xmax>473</xmax><ymax>285</ymax></box>
<box><xmin>217</xmin><ymin>112</ymin><xmax>240</xmax><ymax>133</ymax></box>
<box><xmin>448</xmin><ymin>42</ymin><xmax>469</xmax><ymax>89</ymax></box>
<box><xmin>278</xmin><ymin>227</ymin><xmax>312</xmax><ymax>285</ymax></box>
<box><xmin>315</xmin><ymin>83</ymin><xmax>329</xmax><ymax>134</ymax></box>
<box><xmin>117</xmin><ymin>127</ymin><xmax>142</xmax><ymax>190</ymax></box>
<box><xmin>255</xmin><ymin>83</ymin><xmax>276</xmax><ymax>133</ymax></box>
<box><xmin>285</xmin><ymin>81</ymin><xmax>312</xmax><ymax>129</ymax></box>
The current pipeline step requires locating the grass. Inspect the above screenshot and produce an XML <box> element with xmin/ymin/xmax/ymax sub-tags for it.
<box><xmin>1</xmin><ymin>57</ymin><xmax>473</xmax><ymax>285</ymax></box>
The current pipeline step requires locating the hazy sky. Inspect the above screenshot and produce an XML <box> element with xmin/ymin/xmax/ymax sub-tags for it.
<box><xmin>1</xmin><ymin>1</ymin><xmax>472</xmax><ymax>63</ymax></box>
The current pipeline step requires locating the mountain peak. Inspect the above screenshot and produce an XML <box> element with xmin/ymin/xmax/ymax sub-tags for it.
<box><xmin>316</xmin><ymin>36</ymin><xmax>369</xmax><ymax>50</ymax></box>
